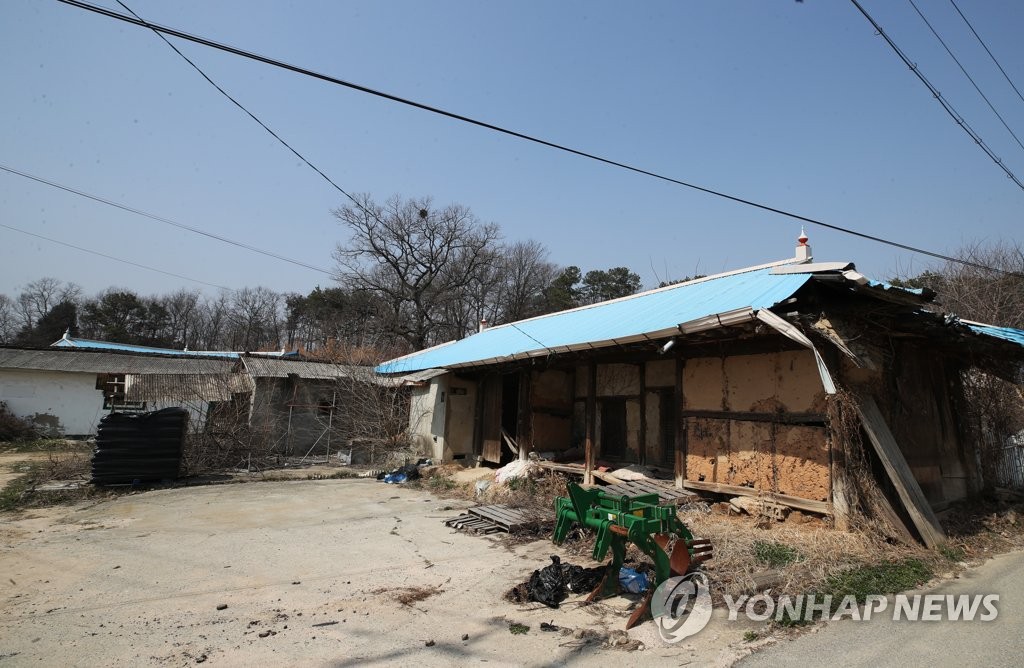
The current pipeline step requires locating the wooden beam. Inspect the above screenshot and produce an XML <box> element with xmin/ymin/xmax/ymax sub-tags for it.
<box><xmin>674</xmin><ymin>356</ymin><xmax>685</xmax><ymax>488</ymax></box>
<box><xmin>638</xmin><ymin>362</ymin><xmax>647</xmax><ymax>466</ymax></box>
<box><xmin>681</xmin><ymin>409</ymin><xmax>827</xmax><ymax>425</ymax></box>
<box><xmin>682</xmin><ymin>479</ymin><xmax>831</xmax><ymax>515</ymax></box>
<box><xmin>855</xmin><ymin>396</ymin><xmax>946</xmax><ymax>548</ymax></box>
<box><xmin>585</xmin><ymin>360</ymin><xmax>596</xmax><ymax>485</ymax></box>
<box><xmin>517</xmin><ymin>369</ymin><xmax>532</xmax><ymax>460</ymax></box>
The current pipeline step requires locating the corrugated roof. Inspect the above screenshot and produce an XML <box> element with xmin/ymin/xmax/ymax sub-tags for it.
<box><xmin>400</xmin><ymin>368</ymin><xmax>449</xmax><ymax>384</ymax></box>
<box><xmin>52</xmin><ymin>335</ymin><xmax>298</xmax><ymax>358</ymax></box>
<box><xmin>964</xmin><ymin>322</ymin><xmax>1024</xmax><ymax>348</ymax></box>
<box><xmin>240</xmin><ymin>356</ymin><xmax>376</xmax><ymax>380</ymax></box>
<box><xmin>377</xmin><ymin>264</ymin><xmax>814</xmax><ymax>374</ymax></box>
<box><xmin>125</xmin><ymin>373</ymin><xmax>255</xmax><ymax>402</ymax></box>
<box><xmin>0</xmin><ymin>348</ymin><xmax>235</xmax><ymax>374</ymax></box>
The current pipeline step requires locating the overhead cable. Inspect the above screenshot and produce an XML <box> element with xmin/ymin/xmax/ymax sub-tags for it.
<box><xmin>54</xmin><ymin>0</ymin><xmax>1023</xmax><ymax>277</ymax></box>
<box><xmin>0</xmin><ymin>164</ymin><xmax>333</xmax><ymax>275</ymax></box>
<box><xmin>907</xmin><ymin>0</ymin><xmax>1024</xmax><ymax>155</ymax></box>
<box><xmin>0</xmin><ymin>222</ymin><xmax>233</xmax><ymax>291</ymax></box>
<box><xmin>849</xmin><ymin>0</ymin><xmax>1024</xmax><ymax>191</ymax></box>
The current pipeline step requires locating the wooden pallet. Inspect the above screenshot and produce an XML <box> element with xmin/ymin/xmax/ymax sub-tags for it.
<box><xmin>444</xmin><ymin>504</ymin><xmax>553</xmax><ymax>534</ymax></box>
<box><xmin>600</xmin><ymin>478</ymin><xmax>696</xmax><ymax>505</ymax></box>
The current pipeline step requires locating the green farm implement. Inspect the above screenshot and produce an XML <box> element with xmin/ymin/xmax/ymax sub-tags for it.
<box><xmin>553</xmin><ymin>482</ymin><xmax>712</xmax><ymax>628</ymax></box>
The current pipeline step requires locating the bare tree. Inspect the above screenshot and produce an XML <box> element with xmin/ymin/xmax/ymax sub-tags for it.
<box><xmin>0</xmin><ymin>294</ymin><xmax>17</xmax><ymax>344</ymax></box>
<box><xmin>15</xmin><ymin>278</ymin><xmax>82</xmax><ymax>331</ymax></box>
<box><xmin>196</xmin><ymin>292</ymin><xmax>231</xmax><ymax>350</ymax></box>
<box><xmin>332</xmin><ymin>194</ymin><xmax>502</xmax><ymax>350</ymax></box>
<box><xmin>496</xmin><ymin>239</ymin><xmax>559</xmax><ymax>323</ymax></box>
<box><xmin>226</xmin><ymin>286</ymin><xmax>283</xmax><ymax>351</ymax></box>
<box><xmin>162</xmin><ymin>289</ymin><xmax>203</xmax><ymax>349</ymax></box>
<box><xmin>929</xmin><ymin>241</ymin><xmax>1024</xmax><ymax>328</ymax></box>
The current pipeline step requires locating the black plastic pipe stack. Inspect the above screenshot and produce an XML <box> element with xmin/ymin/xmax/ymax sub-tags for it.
<box><xmin>91</xmin><ymin>407</ymin><xmax>188</xmax><ymax>485</ymax></box>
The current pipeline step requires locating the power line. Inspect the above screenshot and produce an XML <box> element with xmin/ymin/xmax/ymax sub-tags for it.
<box><xmin>0</xmin><ymin>164</ymin><xmax>333</xmax><ymax>275</ymax></box>
<box><xmin>53</xmin><ymin>0</ymin><xmax>1023</xmax><ymax>277</ymax></box>
<box><xmin>848</xmin><ymin>0</ymin><xmax>1024</xmax><ymax>192</ymax></box>
<box><xmin>948</xmin><ymin>0</ymin><xmax>1024</xmax><ymax>107</ymax></box>
<box><xmin>111</xmin><ymin>0</ymin><xmax>372</xmax><ymax>224</ymax></box>
<box><xmin>0</xmin><ymin>223</ymin><xmax>233</xmax><ymax>291</ymax></box>
<box><xmin>907</xmin><ymin>0</ymin><xmax>1024</xmax><ymax>155</ymax></box>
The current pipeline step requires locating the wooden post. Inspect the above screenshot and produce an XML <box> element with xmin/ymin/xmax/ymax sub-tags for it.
<box><xmin>638</xmin><ymin>362</ymin><xmax>647</xmax><ymax>466</ymax></box>
<box><xmin>830</xmin><ymin>435</ymin><xmax>853</xmax><ymax>531</ymax></box>
<box><xmin>857</xmin><ymin>396</ymin><xmax>946</xmax><ymax>548</ymax></box>
<box><xmin>473</xmin><ymin>374</ymin><xmax>485</xmax><ymax>461</ymax></box>
<box><xmin>674</xmin><ymin>355</ymin><xmax>686</xmax><ymax>488</ymax></box>
<box><xmin>585</xmin><ymin>360</ymin><xmax>597</xmax><ymax>485</ymax></box>
<box><xmin>517</xmin><ymin>369</ymin><xmax>532</xmax><ymax>460</ymax></box>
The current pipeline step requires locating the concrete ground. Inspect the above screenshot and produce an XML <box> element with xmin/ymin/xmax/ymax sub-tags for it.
<box><xmin>738</xmin><ymin>549</ymin><xmax>1024</xmax><ymax>668</ymax></box>
<box><xmin>0</xmin><ymin>479</ymin><xmax>760</xmax><ymax>666</ymax></box>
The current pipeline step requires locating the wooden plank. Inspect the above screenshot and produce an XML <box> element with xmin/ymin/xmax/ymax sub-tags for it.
<box><xmin>682</xmin><ymin>480</ymin><xmax>831</xmax><ymax>515</ymax></box>
<box><xmin>602</xmin><ymin>479</ymin><xmax>695</xmax><ymax>505</ymax></box>
<box><xmin>535</xmin><ymin>461</ymin><xmax>586</xmax><ymax>475</ymax></box>
<box><xmin>500</xmin><ymin>429</ymin><xmax>519</xmax><ymax>456</ymax></box>
<box><xmin>471</xmin><ymin>507</ymin><xmax>522</xmax><ymax>527</ymax></box>
<box><xmin>680</xmin><ymin>409</ymin><xmax>828</xmax><ymax>425</ymax></box>
<box><xmin>856</xmin><ymin>396</ymin><xmax>946</xmax><ymax>549</ymax></box>
<box><xmin>592</xmin><ymin>470</ymin><xmax>624</xmax><ymax>485</ymax></box>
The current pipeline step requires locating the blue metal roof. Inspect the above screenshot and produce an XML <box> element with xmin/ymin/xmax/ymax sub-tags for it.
<box><xmin>377</xmin><ymin>266</ymin><xmax>813</xmax><ymax>373</ymax></box>
<box><xmin>52</xmin><ymin>336</ymin><xmax>299</xmax><ymax>359</ymax></box>
<box><xmin>966</xmin><ymin>323</ymin><xmax>1024</xmax><ymax>348</ymax></box>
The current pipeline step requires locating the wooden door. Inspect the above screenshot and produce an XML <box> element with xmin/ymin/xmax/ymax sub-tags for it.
<box><xmin>481</xmin><ymin>375</ymin><xmax>503</xmax><ymax>463</ymax></box>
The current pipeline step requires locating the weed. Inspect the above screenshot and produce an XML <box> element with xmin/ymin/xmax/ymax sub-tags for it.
<box><xmin>819</xmin><ymin>558</ymin><xmax>933</xmax><ymax>608</ymax></box>
<box><xmin>753</xmin><ymin>540</ymin><xmax>802</xmax><ymax>567</ymax></box>
<box><xmin>508</xmin><ymin>622</ymin><xmax>529</xmax><ymax>635</ymax></box>
<box><xmin>938</xmin><ymin>544</ymin><xmax>966</xmax><ymax>562</ymax></box>
<box><xmin>742</xmin><ymin>630</ymin><xmax>759</xmax><ymax>642</ymax></box>
<box><xmin>0</xmin><ymin>471</ymin><xmax>35</xmax><ymax>512</ymax></box>
<box><xmin>2</xmin><ymin>439</ymin><xmax>88</xmax><ymax>453</ymax></box>
<box><xmin>426</xmin><ymin>474</ymin><xmax>456</xmax><ymax>492</ymax></box>
<box><xmin>505</xmin><ymin>476</ymin><xmax>535</xmax><ymax>493</ymax></box>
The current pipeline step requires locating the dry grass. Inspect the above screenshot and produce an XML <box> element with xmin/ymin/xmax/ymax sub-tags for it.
<box><xmin>682</xmin><ymin>509</ymin><xmax>930</xmax><ymax>602</ymax></box>
<box><xmin>414</xmin><ymin>459</ymin><xmax>1024</xmax><ymax>606</ymax></box>
<box><xmin>0</xmin><ymin>443</ymin><xmax>94</xmax><ymax>511</ymax></box>
<box><xmin>374</xmin><ymin>584</ymin><xmax>444</xmax><ymax>606</ymax></box>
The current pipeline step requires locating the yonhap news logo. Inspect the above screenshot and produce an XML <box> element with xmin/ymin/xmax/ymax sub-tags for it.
<box><xmin>651</xmin><ymin>573</ymin><xmax>998</xmax><ymax>644</ymax></box>
<box><xmin>651</xmin><ymin>572</ymin><xmax>714</xmax><ymax>643</ymax></box>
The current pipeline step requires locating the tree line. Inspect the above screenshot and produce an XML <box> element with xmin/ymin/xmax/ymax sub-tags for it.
<box><xmin>0</xmin><ymin>195</ymin><xmax>644</xmax><ymax>357</ymax></box>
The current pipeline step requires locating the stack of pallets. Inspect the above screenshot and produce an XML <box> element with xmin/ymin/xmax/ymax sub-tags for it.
<box><xmin>444</xmin><ymin>504</ymin><xmax>552</xmax><ymax>534</ymax></box>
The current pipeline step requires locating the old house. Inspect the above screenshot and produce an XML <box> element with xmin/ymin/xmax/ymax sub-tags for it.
<box><xmin>379</xmin><ymin>235</ymin><xmax>1024</xmax><ymax>544</ymax></box>
<box><xmin>0</xmin><ymin>338</ymin><xmax>389</xmax><ymax>462</ymax></box>
<box><xmin>236</xmin><ymin>356</ymin><xmax>389</xmax><ymax>458</ymax></box>
<box><xmin>0</xmin><ymin>347</ymin><xmax>237</xmax><ymax>436</ymax></box>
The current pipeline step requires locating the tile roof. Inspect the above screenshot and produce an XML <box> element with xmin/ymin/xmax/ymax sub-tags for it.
<box><xmin>0</xmin><ymin>348</ymin><xmax>235</xmax><ymax>374</ymax></box>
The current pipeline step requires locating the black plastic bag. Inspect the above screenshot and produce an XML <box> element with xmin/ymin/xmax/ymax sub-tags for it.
<box><xmin>527</xmin><ymin>556</ymin><xmax>567</xmax><ymax>608</ymax></box>
<box><xmin>562</xmin><ymin>563</ymin><xmax>605</xmax><ymax>593</ymax></box>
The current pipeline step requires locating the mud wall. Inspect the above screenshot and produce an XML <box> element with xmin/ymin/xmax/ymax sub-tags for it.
<box><xmin>683</xmin><ymin>350</ymin><xmax>830</xmax><ymax>501</ymax></box>
<box><xmin>530</xmin><ymin>369</ymin><xmax>573</xmax><ymax>452</ymax></box>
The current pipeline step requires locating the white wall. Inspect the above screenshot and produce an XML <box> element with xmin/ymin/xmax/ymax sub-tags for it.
<box><xmin>0</xmin><ymin>369</ymin><xmax>105</xmax><ymax>436</ymax></box>
<box><xmin>408</xmin><ymin>376</ymin><xmax>448</xmax><ymax>461</ymax></box>
<box><xmin>443</xmin><ymin>377</ymin><xmax>477</xmax><ymax>459</ymax></box>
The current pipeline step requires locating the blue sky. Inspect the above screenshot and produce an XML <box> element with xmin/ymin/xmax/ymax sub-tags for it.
<box><xmin>2</xmin><ymin>0</ymin><xmax>1022</xmax><ymax>299</ymax></box>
